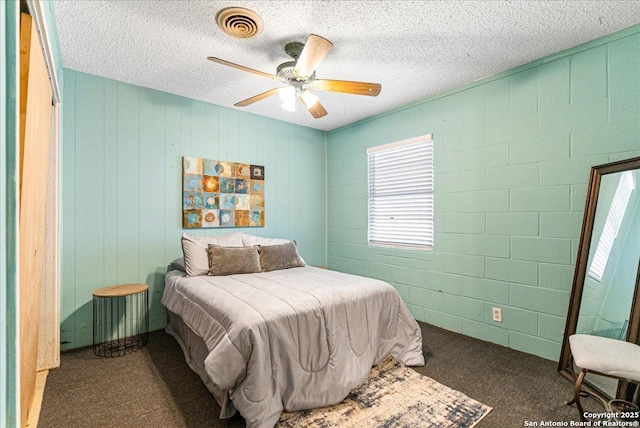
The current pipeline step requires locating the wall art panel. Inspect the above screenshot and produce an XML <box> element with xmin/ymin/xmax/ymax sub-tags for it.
<box><xmin>182</xmin><ymin>156</ymin><xmax>265</xmax><ymax>228</ymax></box>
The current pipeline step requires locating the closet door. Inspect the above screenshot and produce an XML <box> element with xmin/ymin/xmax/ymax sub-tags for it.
<box><xmin>19</xmin><ymin>12</ymin><xmax>53</xmax><ymax>426</ymax></box>
<box><xmin>38</xmin><ymin>103</ymin><xmax>60</xmax><ymax>371</ymax></box>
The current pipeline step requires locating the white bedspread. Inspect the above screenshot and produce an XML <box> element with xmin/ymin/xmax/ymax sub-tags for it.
<box><xmin>162</xmin><ymin>266</ymin><xmax>424</xmax><ymax>428</ymax></box>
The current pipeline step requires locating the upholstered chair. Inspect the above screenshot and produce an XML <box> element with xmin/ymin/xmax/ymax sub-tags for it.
<box><xmin>567</xmin><ymin>334</ymin><xmax>640</xmax><ymax>421</ymax></box>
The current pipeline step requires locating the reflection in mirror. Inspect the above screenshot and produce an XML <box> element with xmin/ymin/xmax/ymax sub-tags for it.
<box><xmin>577</xmin><ymin>170</ymin><xmax>639</xmax><ymax>339</ymax></box>
<box><xmin>559</xmin><ymin>157</ymin><xmax>640</xmax><ymax>403</ymax></box>
<box><xmin>576</xmin><ymin>170</ymin><xmax>640</xmax><ymax>396</ymax></box>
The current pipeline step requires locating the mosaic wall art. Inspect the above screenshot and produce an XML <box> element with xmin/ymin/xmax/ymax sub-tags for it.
<box><xmin>182</xmin><ymin>156</ymin><xmax>265</xmax><ymax>228</ymax></box>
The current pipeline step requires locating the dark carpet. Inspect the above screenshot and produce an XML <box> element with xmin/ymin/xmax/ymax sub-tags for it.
<box><xmin>39</xmin><ymin>322</ymin><xmax>596</xmax><ymax>427</ymax></box>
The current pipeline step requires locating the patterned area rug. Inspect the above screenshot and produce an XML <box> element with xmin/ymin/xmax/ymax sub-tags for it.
<box><xmin>278</xmin><ymin>356</ymin><xmax>492</xmax><ymax>428</ymax></box>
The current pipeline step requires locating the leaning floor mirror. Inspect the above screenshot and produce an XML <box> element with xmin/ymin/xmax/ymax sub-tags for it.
<box><xmin>559</xmin><ymin>156</ymin><xmax>640</xmax><ymax>402</ymax></box>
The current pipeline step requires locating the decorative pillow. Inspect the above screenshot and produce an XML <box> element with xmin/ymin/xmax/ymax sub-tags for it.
<box><xmin>242</xmin><ymin>234</ymin><xmax>291</xmax><ymax>247</ymax></box>
<box><xmin>259</xmin><ymin>241</ymin><xmax>306</xmax><ymax>272</ymax></box>
<box><xmin>181</xmin><ymin>232</ymin><xmax>244</xmax><ymax>276</ymax></box>
<box><xmin>168</xmin><ymin>257</ymin><xmax>186</xmax><ymax>272</ymax></box>
<box><xmin>207</xmin><ymin>245</ymin><xmax>261</xmax><ymax>276</ymax></box>
<box><xmin>242</xmin><ymin>234</ymin><xmax>306</xmax><ymax>264</ymax></box>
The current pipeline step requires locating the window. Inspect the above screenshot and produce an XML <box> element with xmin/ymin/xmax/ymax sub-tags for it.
<box><xmin>588</xmin><ymin>170</ymin><xmax>636</xmax><ymax>282</ymax></box>
<box><xmin>366</xmin><ymin>135</ymin><xmax>433</xmax><ymax>249</ymax></box>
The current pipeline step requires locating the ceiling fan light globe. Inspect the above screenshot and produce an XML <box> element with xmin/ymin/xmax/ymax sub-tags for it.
<box><xmin>278</xmin><ymin>86</ymin><xmax>296</xmax><ymax>103</ymax></box>
<box><xmin>281</xmin><ymin>100</ymin><xmax>296</xmax><ymax>112</ymax></box>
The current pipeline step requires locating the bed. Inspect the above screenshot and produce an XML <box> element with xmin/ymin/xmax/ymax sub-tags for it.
<box><xmin>162</xmin><ymin>233</ymin><xmax>424</xmax><ymax>428</ymax></box>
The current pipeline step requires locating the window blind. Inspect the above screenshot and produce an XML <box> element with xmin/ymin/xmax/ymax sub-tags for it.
<box><xmin>367</xmin><ymin>135</ymin><xmax>433</xmax><ymax>249</ymax></box>
<box><xmin>588</xmin><ymin>170</ymin><xmax>636</xmax><ymax>282</ymax></box>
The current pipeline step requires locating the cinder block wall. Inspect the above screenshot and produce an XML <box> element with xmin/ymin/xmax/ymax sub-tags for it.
<box><xmin>326</xmin><ymin>27</ymin><xmax>640</xmax><ymax>360</ymax></box>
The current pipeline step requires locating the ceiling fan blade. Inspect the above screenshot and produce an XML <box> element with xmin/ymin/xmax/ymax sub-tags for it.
<box><xmin>310</xmin><ymin>79</ymin><xmax>381</xmax><ymax>96</ymax></box>
<box><xmin>235</xmin><ymin>87</ymin><xmax>281</xmax><ymax>107</ymax></box>
<box><xmin>207</xmin><ymin>57</ymin><xmax>281</xmax><ymax>81</ymax></box>
<box><xmin>294</xmin><ymin>34</ymin><xmax>333</xmax><ymax>80</ymax></box>
<box><xmin>298</xmin><ymin>95</ymin><xmax>328</xmax><ymax>119</ymax></box>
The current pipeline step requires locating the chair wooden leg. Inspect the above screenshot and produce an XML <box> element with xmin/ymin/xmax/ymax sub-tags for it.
<box><xmin>574</xmin><ymin>369</ymin><xmax>587</xmax><ymax>422</ymax></box>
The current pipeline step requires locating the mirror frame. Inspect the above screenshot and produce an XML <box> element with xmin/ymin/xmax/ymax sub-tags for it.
<box><xmin>558</xmin><ymin>156</ymin><xmax>640</xmax><ymax>401</ymax></box>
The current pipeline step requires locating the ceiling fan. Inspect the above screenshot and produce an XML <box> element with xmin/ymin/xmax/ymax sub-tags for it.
<box><xmin>207</xmin><ymin>34</ymin><xmax>381</xmax><ymax>119</ymax></box>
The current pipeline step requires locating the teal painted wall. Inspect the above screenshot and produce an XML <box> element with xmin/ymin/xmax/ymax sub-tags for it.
<box><xmin>326</xmin><ymin>28</ymin><xmax>640</xmax><ymax>360</ymax></box>
<box><xmin>1</xmin><ymin>1</ymin><xmax>19</xmax><ymax>425</ymax></box>
<box><xmin>61</xmin><ymin>70</ymin><xmax>327</xmax><ymax>350</ymax></box>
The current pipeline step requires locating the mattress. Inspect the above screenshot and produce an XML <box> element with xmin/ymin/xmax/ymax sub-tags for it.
<box><xmin>162</xmin><ymin>266</ymin><xmax>424</xmax><ymax>428</ymax></box>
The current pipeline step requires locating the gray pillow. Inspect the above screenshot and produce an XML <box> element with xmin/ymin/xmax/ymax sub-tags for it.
<box><xmin>182</xmin><ymin>232</ymin><xmax>244</xmax><ymax>276</ymax></box>
<box><xmin>259</xmin><ymin>241</ymin><xmax>306</xmax><ymax>272</ymax></box>
<box><xmin>207</xmin><ymin>245</ymin><xmax>261</xmax><ymax>276</ymax></box>
<box><xmin>168</xmin><ymin>257</ymin><xmax>186</xmax><ymax>272</ymax></box>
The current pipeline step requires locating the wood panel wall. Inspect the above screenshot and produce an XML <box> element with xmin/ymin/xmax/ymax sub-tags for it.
<box><xmin>19</xmin><ymin>12</ymin><xmax>53</xmax><ymax>426</ymax></box>
<box><xmin>61</xmin><ymin>70</ymin><xmax>328</xmax><ymax>349</ymax></box>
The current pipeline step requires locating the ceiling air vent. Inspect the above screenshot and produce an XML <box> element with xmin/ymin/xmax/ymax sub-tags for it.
<box><xmin>216</xmin><ymin>7</ymin><xmax>264</xmax><ymax>39</ymax></box>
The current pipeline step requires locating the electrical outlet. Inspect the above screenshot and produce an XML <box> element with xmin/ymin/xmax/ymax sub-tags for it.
<box><xmin>492</xmin><ymin>307</ymin><xmax>502</xmax><ymax>322</ymax></box>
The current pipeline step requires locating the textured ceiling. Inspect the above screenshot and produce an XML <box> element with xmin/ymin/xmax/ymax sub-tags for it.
<box><xmin>52</xmin><ymin>1</ymin><xmax>640</xmax><ymax>131</ymax></box>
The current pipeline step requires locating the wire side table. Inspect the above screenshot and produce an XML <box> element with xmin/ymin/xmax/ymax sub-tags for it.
<box><xmin>92</xmin><ymin>283</ymin><xmax>149</xmax><ymax>357</ymax></box>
